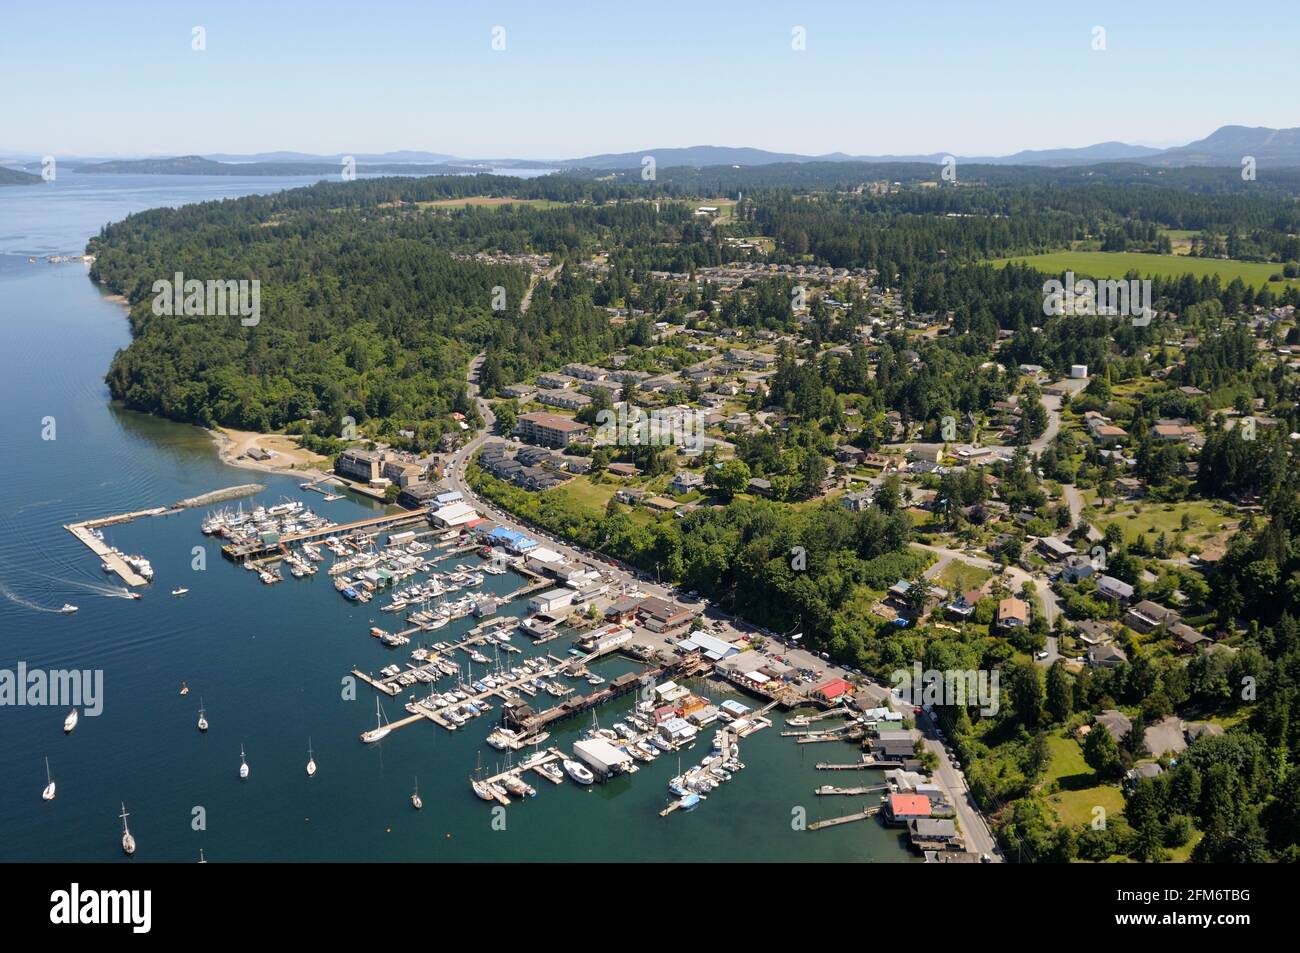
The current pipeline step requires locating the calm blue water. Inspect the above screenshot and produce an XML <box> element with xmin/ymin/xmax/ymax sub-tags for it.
<box><xmin>0</xmin><ymin>172</ymin><xmax>912</xmax><ymax>861</ymax></box>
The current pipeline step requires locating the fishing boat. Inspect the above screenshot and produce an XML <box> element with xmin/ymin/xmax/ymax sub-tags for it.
<box><xmin>42</xmin><ymin>757</ymin><xmax>56</xmax><ymax>801</ymax></box>
<box><xmin>306</xmin><ymin>738</ymin><xmax>317</xmax><ymax>777</ymax></box>
<box><xmin>411</xmin><ymin>777</ymin><xmax>423</xmax><ymax>810</ymax></box>
<box><xmin>171</xmin><ymin>588</ymin><xmax>189</xmax><ymax>596</ymax></box>
<box><xmin>360</xmin><ymin>698</ymin><xmax>391</xmax><ymax>743</ymax></box>
<box><xmin>63</xmin><ymin>708</ymin><xmax>78</xmax><ymax>733</ymax></box>
<box><xmin>60</xmin><ymin>604</ymin><xmax>78</xmax><ymax>614</ymax></box>
<box><xmin>197</xmin><ymin>698</ymin><xmax>209</xmax><ymax>733</ymax></box>
<box><xmin>239</xmin><ymin>744</ymin><xmax>250</xmax><ymax>780</ymax></box>
<box><xmin>120</xmin><ymin>803</ymin><xmax>136</xmax><ymax>856</ymax></box>
<box><xmin>563</xmin><ymin>759</ymin><xmax>594</xmax><ymax>785</ymax></box>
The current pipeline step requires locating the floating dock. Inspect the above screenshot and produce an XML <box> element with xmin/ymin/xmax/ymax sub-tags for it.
<box><xmin>221</xmin><ymin>508</ymin><xmax>426</xmax><ymax>561</ymax></box>
<box><xmin>808</xmin><ymin>805</ymin><xmax>882</xmax><ymax>831</ymax></box>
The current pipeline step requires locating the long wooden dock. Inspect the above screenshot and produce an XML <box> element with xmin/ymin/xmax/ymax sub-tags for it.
<box><xmin>815</xmin><ymin>784</ymin><xmax>888</xmax><ymax>796</ymax></box>
<box><xmin>808</xmin><ymin>805</ymin><xmax>882</xmax><ymax>830</ymax></box>
<box><xmin>222</xmin><ymin>508</ymin><xmax>426</xmax><ymax>561</ymax></box>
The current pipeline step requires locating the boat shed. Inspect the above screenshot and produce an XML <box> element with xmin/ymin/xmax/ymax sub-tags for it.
<box><xmin>573</xmin><ymin>738</ymin><xmax>633</xmax><ymax>778</ymax></box>
<box><xmin>430</xmin><ymin>501</ymin><xmax>479</xmax><ymax>528</ymax></box>
<box><xmin>676</xmin><ymin>631</ymin><xmax>741</xmax><ymax>661</ymax></box>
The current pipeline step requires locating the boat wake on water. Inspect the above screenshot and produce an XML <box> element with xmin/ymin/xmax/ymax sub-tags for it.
<box><xmin>0</xmin><ymin>581</ymin><xmax>68</xmax><ymax>613</ymax></box>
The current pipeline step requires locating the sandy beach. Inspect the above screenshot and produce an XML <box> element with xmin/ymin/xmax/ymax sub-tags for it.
<box><xmin>209</xmin><ymin>426</ymin><xmax>332</xmax><ymax>479</ymax></box>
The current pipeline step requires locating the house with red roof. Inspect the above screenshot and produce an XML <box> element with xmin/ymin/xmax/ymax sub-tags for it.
<box><xmin>885</xmin><ymin>793</ymin><xmax>932</xmax><ymax>825</ymax></box>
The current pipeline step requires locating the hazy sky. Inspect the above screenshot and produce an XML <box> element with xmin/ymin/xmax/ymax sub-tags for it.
<box><xmin>2</xmin><ymin>0</ymin><xmax>1295</xmax><ymax>159</ymax></box>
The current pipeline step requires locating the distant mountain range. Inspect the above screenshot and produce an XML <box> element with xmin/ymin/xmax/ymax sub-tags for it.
<box><xmin>555</xmin><ymin>127</ymin><xmax>1298</xmax><ymax>170</ymax></box>
<box><xmin>9</xmin><ymin>125</ymin><xmax>1300</xmax><ymax>177</ymax></box>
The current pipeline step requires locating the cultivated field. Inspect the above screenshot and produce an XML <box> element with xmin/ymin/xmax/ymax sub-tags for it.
<box><xmin>990</xmin><ymin>250</ymin><xmax>1300</xmax><ymax>290</ymax></box>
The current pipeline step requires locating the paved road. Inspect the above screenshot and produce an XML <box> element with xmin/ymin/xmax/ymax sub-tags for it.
<box><xmin>1061</xmin><ymin>483</ymin><xmax>1084</xmax><ymax>530</ymax></box>
<box><xmin>916</xmin><ymin>708</ymin><xmax>1001</xmax><ymax>859</ymax></box>
<box><xmin>914</xmin><ymin>541</ymin><xmax>1058</xmax><ymax>628</ymax></box>
<box><xmin>453</xmin><ymin>356</ymin><xmax>1002</xmax><ymax>859</ymax></box>
<box><xmin>1029</xmin><ymin>394</ymin><xmax>1061</xmax><ymax>455</ymax></box>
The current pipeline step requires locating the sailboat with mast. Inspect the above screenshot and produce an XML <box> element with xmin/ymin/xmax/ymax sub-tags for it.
<box><xmin>239</xmin><ymin>744</ymin><xmax>250</xmax><ymax>780</ymax></box>
<box><xmin>42</xmin><ymin>757</ymin><xmax>56</xmax><ymax>801</ymax></box>
<box><xmin>119</xmin><ymin>803</ymin><xmax>136</xmax><ymax>856</ymax></box>
<box><xmin>411</xmin><ymin>777</ymin><xmax>423</xmax><ymax>810</ymax></box>
<box><xmin>360</xmin><ymin>697</ymin><xmax>391</xmax><ymax>743</ymax></box>
<box><xmin>197</xmin><ymin>698</ymin><xmax>208</xmax><ymax>732</ymax></box>
<box><xmin>306</xmin><ymin>738</ymin><xmax>317</xmax><ymax>777</ymax></box>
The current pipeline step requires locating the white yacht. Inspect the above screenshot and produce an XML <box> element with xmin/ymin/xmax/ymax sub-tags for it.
<box><xmin>59</xmin><ymin>604</ymin><xmax>78</xmax><ymax>614</ymax></box>
<box><xmin>42</xmin><ymin>757</ymin><xmax>56</xmax><ymax>801</ymax></box>
<box><xmin>63</xmin><ymin>708</ymin><xmax>78</xmax><ymax>733</ymax></box>
<box><xmin>411</xmin><ymin>777</ymin><xmax>423</xmax><ymax>810</ymax></box>
<box><xmin>306</xmin><ymin>738</ymin><xmax>317</xmax><ymax>777</ymax></box>
<box><xmin>563</xmin><ymin>759</ymin><xmax>594</xmax><ymax>785</ymax></box>
<box><xmin>239</xmin><ymin>744</ymin><xmax>250</xmax><ymax>780</ymax></box>
<box><xmin>197</xmin><ymin>699</ymin><xmax>208</xmax><ymax>733</ymax></box>
<box><xmin>171</xmin><ymin>588</ymin><xmax>189</xmax><ymax>596</ymax></box>
<box><xmin>360</xmin><ymin>698</ymin><xmax>391</xmax><ymax>743</ymax></box>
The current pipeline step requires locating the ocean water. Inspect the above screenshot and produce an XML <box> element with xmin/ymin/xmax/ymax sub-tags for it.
<box><xmin>0</xmin><ymin>171</ymin><xmax>913</xmax><ymax>862</ymax></box>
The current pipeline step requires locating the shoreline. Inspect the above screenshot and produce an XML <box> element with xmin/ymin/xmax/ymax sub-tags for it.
<box><xmin>206</xmin><ymin>426</ymin><xmax>333</xmax><ymax>482</ymax></box>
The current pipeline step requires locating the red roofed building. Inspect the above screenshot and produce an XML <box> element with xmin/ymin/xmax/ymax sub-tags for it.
<box><xmin>886</xmin><ymin>793</ymin><xmax>932</xmax><ymax>824</ymax></box>
<box><xmin>814</xmin><ymin>677</ymin><xmax>852</xmax><ymax>702</ymax></box>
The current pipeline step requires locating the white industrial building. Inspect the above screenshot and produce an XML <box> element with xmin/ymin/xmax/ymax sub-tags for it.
<box><xmin>430</xmin><ymin>500</ymin><xmax>478</xmax><ymax>528</ymax></box>
<box><xmin>573</xmin><ymin>738</ymin><xmax>633</xmax><ymax>778</ymax></box>
<box><xmin>528</xmin><ymin>587</ymin><xmax>576</xmax><ymax>614</ymax></box>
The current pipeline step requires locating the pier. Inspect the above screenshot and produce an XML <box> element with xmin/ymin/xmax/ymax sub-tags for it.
<box><xmin>815</xmin><ymin>784</ymin><xmax>888</xmax><ymax>796</ymax></box>
<box><xmin>221</xmin><ymin>508</ymin><xmax>426</xmax><ymax>561</ymax></box>
<box><xmin>808</xmin><ymin>805</ymin><xmax>882</xmax><ymax>831</ymax></box>
<box><xmin>65</xmin><ymin>484</ymin><xmax>274</xmax><ymax>586</ymax></box>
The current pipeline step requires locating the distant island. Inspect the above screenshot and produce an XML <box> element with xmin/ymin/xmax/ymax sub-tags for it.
<box><xmin>72</xmin><ymin>155</ymin><xmax>485</xmax><ymax>177</ymax></box>
<box><xmin>0</xmin><ymin>165</ymin><xmax>42</xmax><ymax>186</ymax></box>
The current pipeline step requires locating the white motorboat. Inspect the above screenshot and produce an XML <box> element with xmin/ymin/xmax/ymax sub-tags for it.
<box><xmin>239</xmin><ymin>744</ymin><xmax>250</xmax><ymax>780</ymax></box>
<box><xmin>63</xmin><ymin>708</ymin><xmax>78</xmax><ymax>733</ymax></box>
<box><xmin>60</xmin><ymin>604</ymin><xmax>78</xmax><ymax>614</ymax></box>
<box><xmin>42</xmin><ymin>757</ymin><xmax>56</xmax><ymax>801</ymax></box>
<box><xmin>171</xmin><ymin>588</ymin><xmax>189</xmax><ymax>596</ymax></box>
<box><xmin>563</xmin><ymin>759</ymin><xmax>594</xmax><ymax>785</ymax></box>
<box><xmin>360</xmin><ymin>698</ymin><xmax>391</xmax><ymax>743</ymax></box>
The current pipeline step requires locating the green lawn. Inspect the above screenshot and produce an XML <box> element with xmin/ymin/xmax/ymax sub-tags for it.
<box><xmin>551</xmin><ymin>475</ymin><xmax>616</xmax><ymax>511</ymax></box>
<box><xmin>935</xmin><ymin>559</ymin><xmax>993</xmax><ymax>594</ymax></box>
<box><xmin>1042</xmin><ymin>734</ymin><xmax>1126</xmax><ymax>828</ymax></box>
<box><xmin>1081</xmin><ymin>495</ymin><xmax>1236</xmax><ymax>547</ymax></box>
<box><xmin>989</xmin><ymin>250</ymin><xmax>1300</xmax><ymax>290</ymax></box>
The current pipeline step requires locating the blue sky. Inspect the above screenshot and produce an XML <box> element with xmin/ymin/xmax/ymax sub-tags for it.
<box><xmin>2</xmin><ymin>0</ymin><xmax>1296</xmax><ymax>159</ymax></box>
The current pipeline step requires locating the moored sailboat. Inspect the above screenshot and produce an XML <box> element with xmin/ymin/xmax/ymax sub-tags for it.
<box><xmin>42</xmin><ymin>757</ymin><xmax>56</xmax><ymax>801</ymax></box>
<box><xmin>120</xmin><ymin>803</ymin><xmax>136</xmax><ymax>855</ymax></box>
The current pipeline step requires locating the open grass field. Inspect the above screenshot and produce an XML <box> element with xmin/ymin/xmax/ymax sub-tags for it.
<box><xmin>414</xmin><ymin>196</ymin><xmax>565</xmax><ymax>210</ymax></box>
<box><xmin>1042</xmin><ymin>734</ymin><xmax>1126</xmax><ymax>827</ymax></box>
<box><xmin>935</xmin><ymin>558</ymin><xmax>994</xmax><ymax>594</ymax></box>
<box><xmin>1080</xmin><ymin>494</ymin><xmax>1237</xmax><ymax>555</ymax></box>
<box><xmin>989</xmin><ymin>250</ymin><xmax>1300</xmax><ymax>290</ymax></box>
<box><xmin>550</xmin><ymin>475</ymin><xmax>617</xmax><ymax>511</ymax></box>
